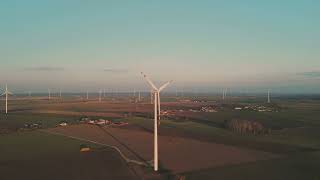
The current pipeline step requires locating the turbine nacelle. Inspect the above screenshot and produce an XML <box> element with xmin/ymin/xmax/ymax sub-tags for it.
<box><xmin>1</xmin><ymin>84</ymin><xmax>13</xmax><ymax>96</ymax></box>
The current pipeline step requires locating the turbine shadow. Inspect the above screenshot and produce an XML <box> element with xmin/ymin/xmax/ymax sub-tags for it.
<box><xmin>97</xmin><ymin>126</ymin><xmax>149</xmax><ymax>165</ymax></box>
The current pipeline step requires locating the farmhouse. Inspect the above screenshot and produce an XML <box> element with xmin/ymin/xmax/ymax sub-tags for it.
<box><xmin>95</xmin><ymin>119</ymin><xmax>110</xmax><ymax>125</ymax></box>
<box><xmin>201</xmin><ymin>106</ymin><xmax>217</xmax><ymax>112</ymax></box>
<box><xmin>59</xmin><ymin>121</ymin><xmax>68</xmax><ymax>126</ymax></box>
<box><xmin>88</xmin><ymin>120</ymin><xmax>95</xmax><ymax>124</ymax></box>
<box><xmin>24</xmin><ymin>123</ymin><xmax>42</xmax><ymax>129</ymax></box>
<box><xmin>79</xmin><ymin>117</ymin><xmax>90</xmax><ymax>123</ymax></box>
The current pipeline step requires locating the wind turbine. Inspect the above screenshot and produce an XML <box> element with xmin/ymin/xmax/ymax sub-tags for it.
<box><xmin>99</xmin><ymin>90</ymin><xmax>102</xmax><ymax>102</ymax></box>
<box><xmin>24</xmin><ymin>91</ymin><xmax>31</xmax><ymax>98</ymax></box>
<box><xmin>268</xmin><ymin>89</ymin><xmax>271</xmax><ymax>103</ymax></box>
<box><xmin>141</xmin><ymin>72</ymin><xmax>172</xmax><ymax>172</ymax></box>
<box><xmin>138</xmin><ymin>91</ymin><xmax>141</xmax><ymax>102</ymax></box>
<box><xmin>1</xmin><ymin>84</ymin><xmax>13</xmax><ymax>114</ymax></box>
<box><xmin>222</xmin><ymin>89</ymin><xmax>225</xmax><ymax>100</ymax></box>
<box><xmin>48</xmin><ymin>88</ymin><xmax>51</xmax><ymax>100</ymax></box>
<box><xmin>86</xmin><ymin>91</ymin><xmax>89</xmax><ymax>100</ymax></box>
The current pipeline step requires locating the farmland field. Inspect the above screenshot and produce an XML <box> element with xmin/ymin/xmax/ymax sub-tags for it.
<box><xmin>47</xmin><ymin>124</ymin><xmax>278</xmax><ymax>173</ymax></box>
<box><xmin>0</xmin><ymin>95</ymin><xmax>320</xmax><ymax>179</ymax></box>
<box><xmin>0</xmin><ymin>131</ymin><xmax>138</xmax><ymax>180</ymax></box>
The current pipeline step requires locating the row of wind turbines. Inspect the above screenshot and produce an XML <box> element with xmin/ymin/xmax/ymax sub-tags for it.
<box><xmin>222</xmin><ymin>88</ymin><xmax>271</xmax><ymax>103</ymax></box>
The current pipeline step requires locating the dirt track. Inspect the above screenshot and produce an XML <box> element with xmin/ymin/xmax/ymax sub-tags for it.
<box><xmin>46</xmin><ymin>124</ymin><xmax>278</xmax><ymax>173</ymax></box>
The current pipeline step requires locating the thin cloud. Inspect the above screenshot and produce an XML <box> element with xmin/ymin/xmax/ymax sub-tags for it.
<box><xmin>103</xmin><ymin>68</ymin><xmax>128</xmax><ymax>73</ymax></box>
<box><xmin>24</xmin><ymin>67</ymin><xmax>65</xmax><ymax>71</ymax></box>
<box><xmin>298</xmin><ymin>71</ymin><xmax>320</xmax><ymax>78</ymax></box>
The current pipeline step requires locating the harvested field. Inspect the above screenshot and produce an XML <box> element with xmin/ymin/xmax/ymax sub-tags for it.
<box><xmin>0</xmin><ymin>131</ymin><xmax>138</xmax><ymax>180</ymax></box>
<box><xmin>46</xmin><ymin>124</ymin><xmax>279</xmax><ymax>173</ymax></box>
<box><xmin>30</xmin><ymin>110</ymin><xmax>123</xmax><ymax>118</ymax></box>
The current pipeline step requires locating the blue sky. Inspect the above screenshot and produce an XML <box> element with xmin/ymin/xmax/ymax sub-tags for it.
<box><xmin>0</xmin><ymin>0</ymin><xmax>319</xmax><ymax>93</ymax></box>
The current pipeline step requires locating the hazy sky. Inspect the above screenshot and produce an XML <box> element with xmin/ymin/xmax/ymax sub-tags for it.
<box><xmin>0</xmin><ymin>1</ymin><xmax>319</xmax><ymax>93</ymax></box>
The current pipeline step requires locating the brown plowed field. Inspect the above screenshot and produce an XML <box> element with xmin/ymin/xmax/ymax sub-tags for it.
<box><xmin>46</xmin><ymin>124</ymin><xmax>279</xmax><ymax>173</ymax></box>
<box><xmin>31</xmin><ymin>110</ymin><xmax>123</xmax><ymax>118</ymax></box>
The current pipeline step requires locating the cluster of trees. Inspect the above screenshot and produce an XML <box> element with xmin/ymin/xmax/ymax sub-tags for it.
<box><xmin>224</xmin><ymin>119</ymin><xmax>270</xmax><ymax>135</ymax></box>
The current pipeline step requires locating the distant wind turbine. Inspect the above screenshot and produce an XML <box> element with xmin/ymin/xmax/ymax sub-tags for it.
<box><xmin>1</xmin><ymin>84</ymin><xmax>13</xmax><ymax>114</ymax></box>
<box><xmin>222</xmin><ymin>89</ymin><xmax>225</xmax><ymax>100</ymax></box>
<box><xmin>268</xmin><ymin>89</ymin><xmax>271</xmax><ymax>103</ymax></box>
<box><xmin>138</xmin><ymin>91</ymin><xmax>141</xmax><ymax>102</ymax></box>
<box><xmin>86</xmin><ymin>91</ymin><xmax>89</xmax><ymax>100</ymax></box>
<box><xmin>48</xmin><ymin>88</ymin><xmax>51</xmax><ymax>100</ymax></box>
<box><xmin>141</xmin><ymin>72</ymin><xmax>172</xmax><ymax>172</ymax></box>
<box><xmin>99</xmin><ymin>90</ymin><xmax>102</xmax><ymax>102</ymax></box>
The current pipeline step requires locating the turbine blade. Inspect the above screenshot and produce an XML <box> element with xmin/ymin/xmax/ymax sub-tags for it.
<box><xmin>141</xmin><ymin>72</ymin><xmax>158</xmax><ymax>91</ymax></box>
<box><xmin>158</xmin><ymin>80</ymin><xmax>173</xmax><ymax>92</ymax></box>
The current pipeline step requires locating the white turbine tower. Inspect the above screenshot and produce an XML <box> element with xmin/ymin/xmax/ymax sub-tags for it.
<box><xmin>48</xmin><ymin>88</ymin><xmax>51</xmax><ymax>100</ymax></box>
<box><xmin>1</xmin><ymin>84</ymin><xmax>13</xmax><ymax>114</ymax></box>
<box><xmin>86</xmin><ymin>91</ymin><xmax>89</xmax><ymax>100</ymax></box>
<box><xmin>138</xmin><ymin>91</ymin><xmax>141</xmax><ymax>102</ymax></box>
<box><xmin>99</xmin><ymin>90</ymin><xmax>102</xmax><ymax>102</ymax></box>
<box><xmin>268</xmin><ymin>89</ymin><xmax>271</xmax><ymax>103</ymax></box>
<box><xmin>141</xmin><ymin>72</ymin><xmax>172</xmax><ymax>172</ymax></box>
<box><xmin>222</xmin><ymin>89</ymin><xmax>225</xmax><ymax>100</ymax></box>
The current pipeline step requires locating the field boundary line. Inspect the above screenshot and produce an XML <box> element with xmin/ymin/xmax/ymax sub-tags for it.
<box><xmin>40</xmin><ymin>130</ymin><xmax>150</xmax><ymax>167</ymax></box>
